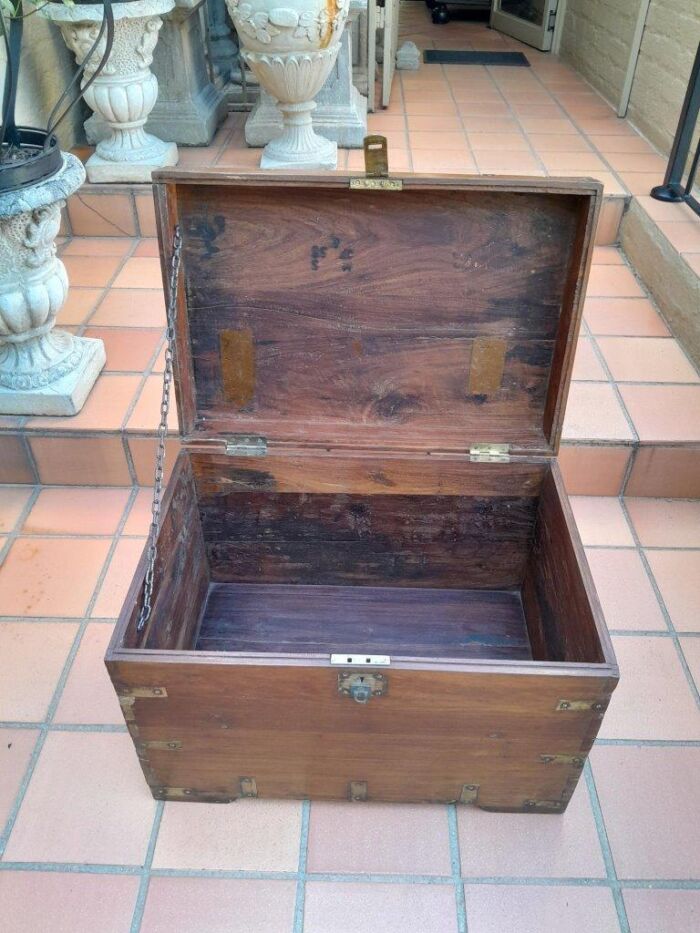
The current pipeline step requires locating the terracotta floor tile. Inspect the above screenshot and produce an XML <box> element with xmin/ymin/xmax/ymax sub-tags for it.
<box><xmin>635</xmin><ymin>194</ymin><xmax>699</xmax><ymax>224</ymax></box>
<box><xmin>474</xmin><ymin>150</ymin><xmax>544</xmax><ymax>175</ymax></box>
<box><xmin>307</xmin><ymin>801</ymin><xmax>450</xmax><ymax>875</ymax></box>
<box><xmin>529</xmin><ymin>133</ymin><xmax>593</xmax><ymax>151</ymax></box>
<box><xmin>460</xmin><ymin>116</ymin><xmax>520</xmax><ymax>134</ymax></box>
<box><xmin>406</xmin><ymin>114</ymin><xmax>463</xmax><ymax>131</ymax></box>
<box><xmin>140</xmin><ymin>878</ymin><xmax>296</xmax><ymax>933</ymax></box>
<box><xmin>0</xmin><ymin>537</ymin><xmax>110</xmax><ymax>617</ymax></box>
<box><xmin>592</xmin><ymin>247</ymin><xmax>624</xmax><ymax>265</ymax></box>
<box><xmin>467</xmin><ymin>131</ymin><xmax>530</xmax><ymax>151</ymax></box>
<box><xmin>464</xmin><ymin>885</ymin><xmax>620</xmax><ymax>933</ymax></box>
<box><xmin>153</xmin><ymin>799</ymin><xmax>301</xmax><ymax>870</ymax></box>
<box><xmin>626</xmin><ymin>446</ymin><xmax>700</xmax><ymax>498</ymax></box>
<box><xmin>54</xmin><ymin>623</ymin><xmax>122</xmax><ymax>724</ymax></box>
<box><xmin>458</xmin><ymin>781</ymin><xmax>605</xmax><ymax>877</ymax></box>
<box><xmin>570</xmin><ymin>496</ymin><xmax>635</xmax><ymax>546</ymax></box>
<box><xmin>601</xmin><ymin>636</ymin><xmax>700</xmax><ymax>739</ymax></box>
<box><xmin>562</xmin><ymin>382</ymin><xmax>635</xmax><ymax>441</ymax></box>
<box><xmin>623</xmin><ymin>889</ymin><xmax>700</xmax><ymax>933</ymax></box>
<box><xmin>574</xmin><ymin>118</ymin><xmax>638</xmax><ymax>136</ymax></box>
<box><xmin>539</xmin><ymin>151</ymin><xmax>609</xmax><ymax>172</ymax></box>
<box><xmin>4</xmin><ymin>732</ymin><xmax>156</xmax><ymax>864</ymax></box>
<box><xmin>590</xmin><ymin>745</ymin><xmax>700</xmax><ymax>879</ymax></box>
<box><xmin>603</xmin><ymin>151</ymin><xmax>668</xmax><ymax>174</ymax></box>
<box><xmin>0</xmin><ymin>486</ymin><xmax>32</xmax><ymax>533</ymax></box>
<box><xmin>517</xmin><ymin>116</ymin><xmax>578</xmax><ymax>134</ymax></box>
<box><xmin>409</xmin><ymin>130</ymin><xmax>469</xmax><ymax>150</ymax></box>
<box><xmin>126</xmin><ymin>375</ymin><xmax>180</xmax><ymax>432</ymax></box>
<box><xmin>615</xmin><ymin>171</ymin><xmax>660</xmax><ymax>195</ymax></box>
<box><xmin>684</xmin><ymin>252</ymin><xmax>700</xmax><ymax>276</ymax></box>
<box><xmin>620</xmin><ymin>385</ymin><xmax>700</xmax><ymax>442</ymax></box>
<box><xmin>66</xmin><ymin>192</ymin><xmax>137</xmax><ymax>238</ymax></box>
<box><xmin>558</xmin><ymin>445</ymin><xmax>630</xmax><ymax>496</ymax></box>
<box><xmin>586</xmin><ymin>548</ymin><xmax>666</xmax><ymax>631</ymax></box>
<box><xmin>404</xmin><ymin>99</ymin><xmax>458</xmax><ymax>116</ymax></box>
<box><xmin>646</xmin><ymin>550</ymin><xmax>700</xmax><ymax>631</ymax></box>
<box><xmin>0</xmin><ymin>872</ymin><xmax>139</xmax><ymax>933</ymax></box>
<box><xmin>587</xmin><ymin>264</ymin><xmax>645</xmax><ymax>298</ymax></box>
<box><xmin>657</xmin><ymin>220</ymin><xmax>700</xmax><ymax>253</ymax></box>
<box><xmin>0</xmin><ymin>622</ymin><xmax>78</xmax><ymax>720</ymax></box>
<box><xmin>367</xmin><ymin>113</ymin><xmax>407</xmax><ymax>132</ymax></box>
<box><xmin>123</xmin><ymin>488</ymin><xmax>153</xmax><ymax>535</ymax></box>
<box><xmin>92</xmin><ymin>537</ymin><xmax>145</xmax><ymax>618</ymax></box>
<box><xmin>23</xmin><ymin>487</ymin><xmax>130</xmax><ymax>535</ymax></box>
<box><xmin>62</xmin><ymin>255</ymin><xmax>123</xmax><ymax>288</ymax></box>
<box><xmin>456</xmin><ymin>101</ymin><xmax>512</xmax><ymax>117</ymax></box>
<box><xmin>91</xmin><ymin>288</ymin><xmax>165</xmax><ymax>327</ymax></box>
<box><xmin>128</xmin><ymin>437</ymin><xmax>180</xmax><ymax>485</ymax></box>
<box><xmin>112</xmin><ymin>257</ymin><xmax>164</xmax><ymax>290</ymax></box>
<box><xmin>572</xmin><ymin>338</ymin><xmax>607</xmax><ymax>380</ymax></box>
<box><xmin>589</xmin><ymin>134</ymin><xmax>658</xmax><ymax>154</ymax></box>
<box><xmin>625</xmin><ymin>497</ymin><xmax>700</xmax><ymax>547</ymax></box>
<box><xmin>133</xmin><ymin>238</ymin><xmax>160</xmax><ymax>258</ymax></box>
<box><xmin>83</xmin><ymin>327</ymin><xmax>163</xmax><ymax>372</ymax></box>
<box><xmin>26</xmin><ymin>375</ymin><xmax>141</xmax><ymax>432</ymax></box>
<box><xmin>29</xmin><ymin>436</ymin><xmax>132</xmax><ymax>486</ymax></box>
<box><xmin>0</xmin><ymin>729</ymin><xmax>37</xmax><ymax>826</ymax></box>
<box><xmin>584</xmin><ymin>297</ymin><xmax>669</xmax><ymax>337</ymax></box>
<box><xmin>597</xmin><ymin>337</ymin><xmax>699</xmax><ymax>383</ymax></box>
<box><xmin>135</xmin><ymin>194</ymin><xmax>158</xmax><ymax>237</ymax></box>
<box><xmin>55</xmin><ymin>287</ymin><xmax>104</xmax><ymax>325</ymax></box>
<box><xmin>62</xmin><ymin>237</ymin><xmax>134</xmax><ymax>257</ymax></box>
<box><xmin>595</xmin><ymin>198</ymin><xmax>626</xmax><ymax>243</ymax></box>
<box><xmin>304</xmin><ymin>882</ymin><xmax>458</xmax><ymax>933</ymax></box>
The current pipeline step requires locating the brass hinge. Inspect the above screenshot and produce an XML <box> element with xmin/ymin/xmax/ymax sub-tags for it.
<box><xmin>459</xmin><ymin>783</ymin><xmax>480</xmax><ymax>805</ymax></box>
<box><xmin>555</xmin><ymin>699</ymin><xmax>607</xmax><ymax>712</ymax></box>
<box><xmin>141</xmin><ymin>740</ymin><xmax>182</xmax><ymax>751</ymax></box>
<box><xmin>156</xmin><ymin>786</ymin><xmax>233</xmax><ymax>803</ymax></box>
<box><xmin>469</xmin><ymin>443</ymin><xmax>510</xmax><ymax>463</ymax></box>
<box><xmin>348</xmin><ymin>780</ymin><xmax>368</xmax><ymax>801</ymax></box>
<box><xmin>524</xmin><ymin>799</ymin><xmax>564</xmax><ymax>811</ymax></box>
<box><xmin>224</xmin><ymin>435</ymin><xmax>267</xmax><ymax>457</ymax></box>
<box><xmin>539</xmin><ymin>754</ymin><xmax>585</xmax><ymax>768</ymax></box>
<box><xmin>119</xmin><ymin>686</ymin><xmax>168</xmax><ymax>698</ymax></box>
<box><xmin>239</xmin><ymin>777</ymin><xmax>258</xmax><ymax>798</ymax></box>
<box><xmin>350</xmin><ymin>135</ymin><xmax>403</xmax><ymax>191</ymax></box>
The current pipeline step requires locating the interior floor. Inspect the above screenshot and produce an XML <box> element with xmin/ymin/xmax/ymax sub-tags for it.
<box><xmin>194</xmin><ymin>583</ymin><xmax>533</xmax><ymax>660</ymax></box>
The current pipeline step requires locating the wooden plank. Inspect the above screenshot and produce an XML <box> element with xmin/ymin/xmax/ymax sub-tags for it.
<box><xmin>195</xmin><ymin>582</ymin><xmax>532</xmax><ymax>660</ymax></box>
<box><xmin>199</xmin><ymin>491</ymin><xmax>537</xmax><ymax>588</ymax></box>
<box><xmin>106</xmin><ymin>657</ymin><xmax>617</xmax><ymax>809</ymax></box>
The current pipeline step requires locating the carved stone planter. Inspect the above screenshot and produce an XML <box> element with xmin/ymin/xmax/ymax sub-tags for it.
<box><xmin>245</xmin><ymin>0</ymin><xmax>367</xmax><ymax>148</ymax></box>
<box><xmin>45</xmin><ymin>0</ymin><xmax>178</xmax><ymax>182</ymax></box>
<box><xmin>0</xmin><ymin>155</ymin><xmax>106</xmax><ymax>416</ymax></box>
<box><xmin>225</xmin><ymin>0</ymin><xmax>350</xmax><ymax>169</ymax></box>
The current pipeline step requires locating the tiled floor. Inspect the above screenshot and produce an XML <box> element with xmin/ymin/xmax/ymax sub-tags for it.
<box><xmin>0</xmin><ymin>486</ymin><xmax>699</xmax><ymax>932</ymax></box>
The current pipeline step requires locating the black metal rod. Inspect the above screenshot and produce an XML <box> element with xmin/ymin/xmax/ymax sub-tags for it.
<box><xmin>651</xmin><ymin>41</ymin><xmax>700</xmax><ymax>214</ymax></box>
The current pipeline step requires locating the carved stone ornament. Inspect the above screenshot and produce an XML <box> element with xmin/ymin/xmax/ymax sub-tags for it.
<box><xmin>0</xmin><ymin>155</ymin><xmax>106</xmax><ymax>415</ymax></box>
<box><xmin>43</xmin><ymin>0</ymin><xmax>178</xmax><ymax>182</ymax></box>
<box><xmin>225</xmin><ymin>0</ymin><xmax>350</xmax><ymax>168</ymax></box>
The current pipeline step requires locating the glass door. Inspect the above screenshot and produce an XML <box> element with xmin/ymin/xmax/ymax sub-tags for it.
<box><xmin>490</xmin><ymin>0</ymin><xmax>559</xmax><ymax>52</ymax></box>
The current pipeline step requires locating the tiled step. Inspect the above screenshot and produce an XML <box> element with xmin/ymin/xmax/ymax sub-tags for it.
<box><xmin>1</xmin><ymin>238</ymin><xmax>698</xmax><ymax>496</ymax></box>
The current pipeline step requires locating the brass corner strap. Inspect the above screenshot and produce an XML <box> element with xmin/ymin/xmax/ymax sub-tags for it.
<box><xmin>350</xmin><ymin>135</ymin><xmax>402</xmax><ymax>191</ymax></box>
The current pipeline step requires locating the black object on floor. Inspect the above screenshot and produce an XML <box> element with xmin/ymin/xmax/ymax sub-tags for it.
<box><xmin>424</xmin><ymin>50</ymin><xmax>530</xmax><ymax>66</ymax></box>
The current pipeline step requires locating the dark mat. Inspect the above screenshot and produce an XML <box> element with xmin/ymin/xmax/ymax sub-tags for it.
<box><xmin>424</xmin><ymin>50</ymin><xmax>530</xmax><ymax>66</ymax></box>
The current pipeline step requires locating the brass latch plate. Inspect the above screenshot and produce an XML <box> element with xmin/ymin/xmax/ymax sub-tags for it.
<box><xmin>350</xmin><ymin>135</ymin><xmax>403</xmax><ymax>191</ymax></box>
<box><xmin>539</xmin><ymin>754</ymin><xmax>585</xmax><ymax>768</ymax></box>
<box><xmin>224</xmin><ymin>435</ymin><xmax>267</xmax><ymax>457</ymax></box>
<box><xmin>556</xmin><ymin>699</ymin><xmax>607</xmax><ymax>712</ymax></box>
<box><xmin>338</xmin><ymin>671</ymin><xmax>388</xmax><ymax>704</ymax></box>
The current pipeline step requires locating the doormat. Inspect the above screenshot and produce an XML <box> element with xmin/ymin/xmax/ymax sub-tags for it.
<box><xmin>423</xmin><ymin>51</ymin><xmax>530</xmax><ymax>66</ymax></box>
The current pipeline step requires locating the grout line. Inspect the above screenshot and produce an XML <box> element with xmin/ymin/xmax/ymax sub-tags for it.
<box><xmin>447</xmin><ymin>804</ymin><xmax>468</xmax><ymax>933</ymax></box>
<box><xmin>586</xmin><ymin>333</ymin><xmax>640</xmax><ymax>442</ymax></box>
<box><xmin>584</xmin><ymin>763</ymin><xmax>631</xmax><ymax>933</ymax></box>
<box><xmin>0</xmin><ymin>722</ymin><xmax>128</xmax><ymax>732</ymax></box>
<box><xmin>292</xmin><ymin>799</ymin><xmax>311</xmax><ymax>933</ymax></box>
<box><xmin>620</xmin><ymin>443</ymin><xmax>638</xmax><ymax>498</ymax></box>
<box><xmin>129</xmin><ymin>800</ymin><xmax>164</xmax><ymax>933</ymax></box>
<box><xmin>595</xmin><ymin>737</ymin><xmax>700</xmax><ymax>746</ymax></box>
<box><xmin>78</xmin><ymin>237</ymin><xmax>141</xmax><ymax>333</ymax></box>
<box><xmin>619</xmin><ymin>498</ymin><xmax>700</xmax><ymax>708</ymax></box>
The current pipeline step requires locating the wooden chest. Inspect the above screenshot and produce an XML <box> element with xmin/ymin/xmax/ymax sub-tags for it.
<box><xmin>107</xmin><ymin>168</ymin><xmax>618</xmax><ymax>812</ymax></box>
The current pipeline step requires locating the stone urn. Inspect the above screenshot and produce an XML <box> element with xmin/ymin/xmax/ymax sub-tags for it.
<box><xmin>44</xmin><ymin>0</ymin><xmax>178</xmax><ymax>182</ymax></box>
<box><xmin>0</xmin><ymin>154</ymin><xmax>106</xmax><ymax>415</ymax></box>
<box><xmin>225</xmin><ymin>0</ymin><xmax>350</xmax><ymax>169</ymax></box>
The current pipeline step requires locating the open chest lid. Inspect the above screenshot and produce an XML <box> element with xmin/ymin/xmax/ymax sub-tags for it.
<box><xmin>153</xmin><ymin>168</ymin><xmax>600</xmax><ymax>458</ymax></box>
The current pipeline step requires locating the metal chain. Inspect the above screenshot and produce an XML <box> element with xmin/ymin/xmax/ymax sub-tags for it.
<box><xmin>137</xmin><ymin>225</ymin><xmax>182</xmax><ymax>633</ymax></box>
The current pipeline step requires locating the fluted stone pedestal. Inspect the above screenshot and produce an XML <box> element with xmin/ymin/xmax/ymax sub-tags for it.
<box><xmin>0</xmin><ymin>156</ymin><xmax>106</xmax><ymax>416</ymax></box>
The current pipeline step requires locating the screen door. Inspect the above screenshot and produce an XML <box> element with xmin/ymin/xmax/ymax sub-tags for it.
<box><xmin>490</xmin><ymin>0</ymin><xmax>559</xmax><ymax>52</ymax></box>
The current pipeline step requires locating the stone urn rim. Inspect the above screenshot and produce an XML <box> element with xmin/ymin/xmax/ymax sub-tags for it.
<box><xmin>0</xmin><ymin>152</ymin><xmax>85</xmax><ymax>221</ymax></box>
<box><xmin>43</xmin><ymin>0</ymin><xmax>176</xmax><ymax>22</ymax></box>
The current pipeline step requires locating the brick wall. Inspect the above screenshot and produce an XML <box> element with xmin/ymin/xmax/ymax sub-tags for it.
<box><xmin>559</xmin><ymin>0</ymin><xmax>700</xmax><ymax>157</ymax></box>
<box><xmin>627</xmin><ymin>0</ymin><xmax>700</xmax><ymax>155</ymax></box>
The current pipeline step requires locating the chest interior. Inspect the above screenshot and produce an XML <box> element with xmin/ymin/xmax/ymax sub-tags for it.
<box><xmin>117</xmin><ymin>173</ymin><xmax>609</xmax><ymax>669</ymax></box>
